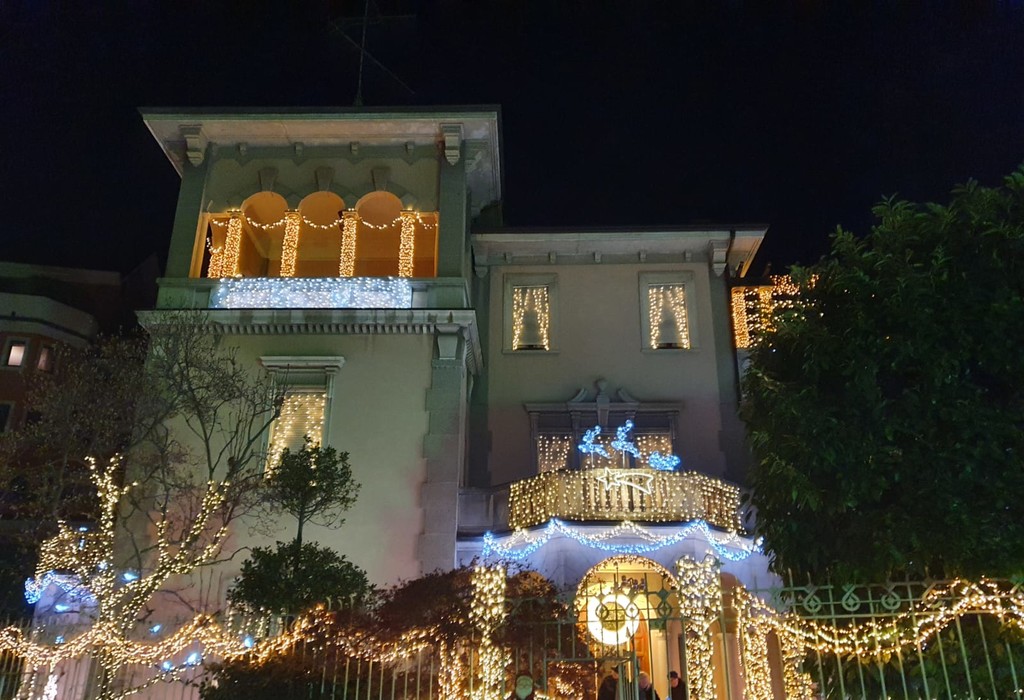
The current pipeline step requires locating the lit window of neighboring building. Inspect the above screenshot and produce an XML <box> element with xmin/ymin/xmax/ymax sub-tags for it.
<box><xmin>5</xmin><ymin>341</ymin><xmax>26</xmax><ymax>367</ymax></box>
<box><xmin>37</xmin><ymin>346</ymin><xmax>53</xmax><ymax>372</ymax></box>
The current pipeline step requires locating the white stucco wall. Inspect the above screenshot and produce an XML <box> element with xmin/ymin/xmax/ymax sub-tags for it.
<box><xmin>229</xmin><ymin>332</ymin><xmax>434</xmax><ymax>588</ymax></box>
<box><xmin>484</xmin><ymin>262</ymin><xmax>730</xmax><ymax>485</ymax></box>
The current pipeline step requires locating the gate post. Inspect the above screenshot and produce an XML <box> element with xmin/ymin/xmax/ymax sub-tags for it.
<box><xmin>471</xmin><ymin>564</ymin><xmax>508</xmax><ymax>700</ymax></box>
<box><xmin>675</xmin><ymin>556</ymin><xmax>723</xmax><ymax>700</ymax></box>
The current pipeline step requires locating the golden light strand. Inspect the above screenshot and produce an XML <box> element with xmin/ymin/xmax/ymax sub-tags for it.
<box><xmin>675</xmin><ymin>556</ymin><xmax>721</xmax><ymax>700</ymax></box>
<box><xmin>222</xmin><ymin>214</ymin><xmax>243</xmax><ymax>277</ymax></box>
<box><xmin>470</xmin><ymin>565</ymin><xmax>508</xmax><ymax>700</ymax></box>
<box><xmin>398</xmin><ymin>211</ymin><xmax>416</xmax><ymax>278</ymax></box>
<box><xmin>339</xmin><ymin>211</ymin><xmax>359</xmax><ymax>277</ymax></box>
<box><xmin>280</xmin><ymin>211</ymin><xmax>301</xmax><ymax>277</ymax></box>
<box><xmin>508</xmin><ymin>468</ymin><xmax>742</xmax><ymax>531</ymax></box>
<box><xmin>537</xmin><ymin>435</ymin><xmax>573</xmax><ymax>472</ymax></box>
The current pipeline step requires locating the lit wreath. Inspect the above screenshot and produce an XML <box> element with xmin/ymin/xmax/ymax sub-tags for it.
<box><xmin>586</xmin><ymin>593</ymin><xmax>640</xmax><ymax>646</ymax></box>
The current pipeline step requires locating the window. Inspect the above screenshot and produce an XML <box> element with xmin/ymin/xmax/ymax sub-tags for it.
<box><xmin>537</xmin><ymin>434</ymin><xmax>573</xmax><ymax>472</ymax></box>
<box><xmin>536</xmin><ymin>427</ymin><xmax>676</xmax><ymax>472</ymax></box>
<box><xmin>267</xmin><ymin>390</ymin><xmax>328</xmax><ymax>468</ymax></box>
<box><xmin>0</xmin><ymin>404</ymin><xmax>11</xmax><ymax>433</ymax></box>
<box><xmin>639</xmin><ymin>272</ymin><xmax>697</xmax><ymax>351</ymax></box>
<box><xmin>504</xmin><ymin>274</ymin><xmax>558</xmax><ymax>352</ymax></box>
<box><xmin>260</xmin><ymin>356</ymin><xmax>344</xmax><ymax>472</ymax></box>
<box><xmin>5</xmin><ymin>341</ymin><xmax>26</xmax><ymax>367</ymax></box>
<box><xmin>37</xmin><ymin>346</ymin><xmax>53</xmax><ymax>372</ymax></box>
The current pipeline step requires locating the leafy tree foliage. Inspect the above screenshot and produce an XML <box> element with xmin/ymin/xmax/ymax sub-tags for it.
<box><xmin>228</xmin><ymin>541</ymin><xmax>370</xmax><ymax>613</ymax></box>
<box><xmin>263</xmin><ymin>440</ymin><xmax>359</xmax><ymax>549</ymax></box>
<box><xmin>231</xmin><ymin>442</ymin><xmax>364</xmax><ymax>613</ymax></box>
<box><xmin>743</xmin><ymin>168</ymin><xmax>1024</xmax><ymax>583</ymax></box>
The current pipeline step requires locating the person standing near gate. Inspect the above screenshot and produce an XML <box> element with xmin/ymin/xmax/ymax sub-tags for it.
<box><xmin>507</xmin><ymin>673</ymin><xmax>537</xmax><ymax>700</ymax></box>
<box><xmin>637</xmin><ymin>672</ymin><xmax>660</xmax><ymax>700</ymax></box>
<box><xmin>597</xmin><ymin>665</ymin><xmax>619</xmax><ymax>700</ymax></box>
<box><xmin>668</xmin><ymin>671</ymin><xmax>687</xmax><ymax>700</ymax></box>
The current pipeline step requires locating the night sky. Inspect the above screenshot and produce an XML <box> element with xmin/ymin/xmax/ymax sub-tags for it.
<box><xmin>2</xmin><ymin>1</ymin><xmax>1022</xmax><ymax>275</ymax></box>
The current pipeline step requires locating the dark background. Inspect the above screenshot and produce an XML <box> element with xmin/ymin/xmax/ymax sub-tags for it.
<box><xmin>1</xmin><ymin>0</ymin><xmax>1022</xmax><ymax>275</ymax></box>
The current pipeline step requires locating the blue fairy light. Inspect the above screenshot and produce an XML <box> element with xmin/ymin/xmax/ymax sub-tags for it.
<box><xmin>611</xmin><ymin>420</ymin><xmax>640</xmax><ymax>459</ymax></box>
<box><xmin>578</xmin><ymin>426</ymin><xmax>610</xmax><ymax>459</ymax></box>
<box><xmin>648</xmin><ymin>452</ymin><xmax>681</xmax><ymax>471</ymax></box>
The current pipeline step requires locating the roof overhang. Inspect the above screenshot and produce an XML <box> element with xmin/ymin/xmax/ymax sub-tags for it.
<box><xmin>472</xmin><ymin>226</ymin><xmax>767</xmax><ymax>277</ymax></box>
<box><xmin>141</xmin><ymin>106</ymin><xmax>503</xmax><ymax>215</ymax></box>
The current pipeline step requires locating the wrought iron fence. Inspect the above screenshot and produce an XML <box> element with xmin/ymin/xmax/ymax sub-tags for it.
<box><xmin>9</xmin><ymin>572</ymin><xmax>1024</xmax><ymax>700</ymax></box>
<box><xmin>752</xmin><ymin>578</ymin><xmax>1024</xmax><ymax>700</ymax></box>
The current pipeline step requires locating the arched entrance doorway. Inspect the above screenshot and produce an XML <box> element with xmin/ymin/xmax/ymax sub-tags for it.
<box><xmin>576</xmin><ymin>557</ymin><xmax>684</xmax><ymax>700</ymax></box>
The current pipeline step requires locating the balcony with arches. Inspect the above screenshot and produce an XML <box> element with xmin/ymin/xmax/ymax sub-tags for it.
<box><xmin>161</xmin><ymin>190</ymin><xmax>459</xmax><ymax>312</ymax></box>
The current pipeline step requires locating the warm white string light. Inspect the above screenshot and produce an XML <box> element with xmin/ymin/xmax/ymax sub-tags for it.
<box><xmin>512</xmin><ymin>286</ymin><xmax>551</xmax><ymax>350</ymax></box>
<box><xmin>470</xmin><ymin>565</ymin><xmax>508</xmax><ymax>700</ymax></box>
<box><xmin>339</xmin><ymin>211</ymin><xmax>359</xmax><ymax>277</ymax></box>
<box><xmin>648</xmin><ymin>284</ymin><xmax>690</xmax><ymax>349</ymax></box>
<box><xmin>508</xmin><ymin>468</ymin><xmax>742</xmax><ymax>531</ymax></box>
<box><xmin>280</xmin><ymin>211</ymin><xmax>301</xmax><ymax>277</ymax></box>
<box><xmin>210</xmin><ymin>210</ymin><xmax>438</xmax><ymax>232</ymax></box>
<box><xmin>221</xmin><ymin>214</ymin><xmax>243</xmax><ymax>278</ymax></box>
<box><xmin>537</xmin><ymin>435</ymin><xmax>573</xmax><ymax>472</ymax></box>
<box><xmin>398</xmin><ymin>212</ymin><xmax>416</xmax><ymax>278</ymax></box>
<box><xmin>266</xmin><ymin>393</ymin><xmax>326</xmax><ymax>471</ymax></box>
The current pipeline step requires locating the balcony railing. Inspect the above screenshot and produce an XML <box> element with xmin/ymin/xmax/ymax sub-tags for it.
<box><xmin>508</xmin><ymin>468</ymin><xmax>743</xmax><ymax>531</ymax></box>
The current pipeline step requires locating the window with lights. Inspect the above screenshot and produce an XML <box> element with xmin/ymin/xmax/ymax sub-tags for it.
<box><xmin>259</xmin><ymin>356</ymin><xmax>344</xmax><ymax>473</ymax></box>
<box><xmin>503</xmin><ymin>274</ymin><xmax>558</xmax><ymax>353</ymax></box>
<box><xmin>529</xmin><ymin>409</ymin><xmax>679</xmax><ymax>473</ymax></box>
<box><xmin>639</xmin><ymin>272</ymin><xmax>697</xmax><ymax>351</ymax></box>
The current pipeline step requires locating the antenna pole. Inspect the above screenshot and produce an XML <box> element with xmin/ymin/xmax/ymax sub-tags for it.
<box><xmin>354</xmin><ymin>0</ymin><xmax>370</xmax><ymax>106</ymax></box>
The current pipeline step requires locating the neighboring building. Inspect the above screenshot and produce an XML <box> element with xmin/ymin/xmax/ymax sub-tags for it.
<box><xmin>0</xmin><ymin>263</ymin><xmax>127</xmax><ymax>432</ymax></box>
<box><xmin>138</xmin><ymin>107</ymin><xmax>775</xmax><ymax>694</ymax></box>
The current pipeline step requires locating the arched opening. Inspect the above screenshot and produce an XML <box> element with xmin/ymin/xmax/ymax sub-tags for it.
<box><xmin>200</xmin><ymin>190</ymin><xmax>438</xmax><ymax>280</ymax></box>
<box><xmin>295</xmin><ymin>192</ymin><xmax>345</xmax><ymax>277</ymax></box>
<box><xmin>354</xmin><ymin>191</ymin><xmax>438</xmax><ymax>277</ymax></box>
<box><xmin>576</xmin><ymin>557</ymin><xmax>682</xmax><ymax>700</ymax></box>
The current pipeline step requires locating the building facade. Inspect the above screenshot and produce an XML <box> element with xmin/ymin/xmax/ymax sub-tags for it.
<box><xmin>137</xmin><ymin>107</ymin><xmax>775</xmax><ymax>695</ymax></box>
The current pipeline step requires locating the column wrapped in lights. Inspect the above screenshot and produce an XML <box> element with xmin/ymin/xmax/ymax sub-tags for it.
<box><xmin>207</xmin><ymin>242</ymin><xmax>225</xmax><ymax>279</ymax></box>
<box><xmin>398</xmin><ymin>211</ymin><xmax>416</xmax><ymax>278</ymax></box>
<box><xmin>280</xmin><ymin>211</ymin><xmax>301</xmax><ymax>277</ymax></box>
<box><xmin>675</xmin><ymin>556</ymin><xmax>722</xmax><ymax>700</ymax></box>
<box><xmin>470</xmin><ymin>565</ymin><xmax>508</xmax><ymax>700</ymax></box>
<box><xmin>512</xmin><ymin>286</ymin><xmax>551</xmax><ymax>350</ymax></box>
<box><xmin>648</xmin><ymin>284</ymin><xmax>690</xmax><ymax>349</ymax></box>
<box><xmin>222</xmin><ymin>214</ymin><xmax>244</xmax><ymax>278</ymax></box>
<box><xmin>339</xmin><ymin>210</ymin><xmax>359</xmax><ymax>277</ymax></box>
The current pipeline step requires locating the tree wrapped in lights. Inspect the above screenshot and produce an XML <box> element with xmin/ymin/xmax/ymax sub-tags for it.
<box><xmin>2</xmin><ymin>311</ymin><xmax>283</xmax><ymax>699</ymax></box>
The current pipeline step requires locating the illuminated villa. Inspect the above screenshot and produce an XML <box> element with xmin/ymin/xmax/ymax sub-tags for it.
<box><xmin>29</xmin><ymin>108</ymin><xmax>780</xmax><ymax>698</ymax></box>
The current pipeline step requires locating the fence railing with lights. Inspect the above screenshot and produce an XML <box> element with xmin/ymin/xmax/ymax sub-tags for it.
<box><xmin>507</xmin><ymin>468</ymin><xmax>743</xmax><ymax>531</ymax></box>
